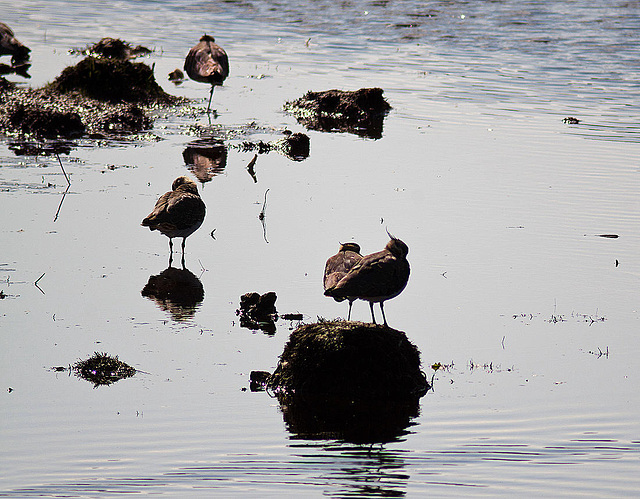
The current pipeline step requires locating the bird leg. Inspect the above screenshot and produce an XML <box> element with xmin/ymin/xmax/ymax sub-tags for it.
<box><xmin>380</xmin><ymin>302</ymin><xmax>388</xmax><ymax>327</ymax></box>
<box><xmin>206</xmin><ymin>85</ymin><xmax>215</xmax><ymax>114</ymax></box>
<box><xmin>347</xmin><ymin>300</ymin><xmax>353</xmax><ymax>321</ymax></box>
<box><xmin>369</xmin><ymin>302</ymin><xmax>376</xmax><ymax>324</ymax></box>
<box><xmin>181</xmin><ymin>238</ymin><xmax>187</xmax><ymax>269</ymax></box>
<box><xmin>168</xmin><ymin>238</ymin><xmax>174</xmax><ymax>267</ymax></box>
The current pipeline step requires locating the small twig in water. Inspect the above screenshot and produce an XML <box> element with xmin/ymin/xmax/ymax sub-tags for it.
<box><xmin>56</xmin><ymin>153</ymin><xmax>71</xmax><ymax>186</ymax></box>
<box><xmin>53</xmin><ymin>184</ymin><xmax>70</xmax><ymax>222</ymax></box>
<box><xmin>34</xmin><ymin>272</ymin><xmax>46</xmax><ymax>294</ymax></box>
<box><xmin>259</xmin><ymin>189</ymin><xmax>270</xmax><ymax>243</ymax></box>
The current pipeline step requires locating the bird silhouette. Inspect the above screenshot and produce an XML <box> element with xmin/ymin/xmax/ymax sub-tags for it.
<box><xmin>323</xmin><ymin>242</ymin><xmax>363</xmax><ymax>320</ymax></box>
<box><xmin>184</xmin><ymin>35</ymin><xmax>229</xmax><ymax>114</ymax></box>
<box><xmin>0</xmin><ymin>23</ymin><xmax>30</xmax><ymax>66</ymax></box>
<box><xmin>324</xmin><ymin>235</ymin><xmax>410</xmax><ymax>326</ymax></box>
<box><xmin>142</xmin><ymin>176</ymin><xmax>206</xmax><ymax>267</ymax></box>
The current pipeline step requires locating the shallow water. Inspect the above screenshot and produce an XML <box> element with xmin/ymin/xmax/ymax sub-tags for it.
<box><xmin>1</xmin><ymin>0</ymin><xmax>640</xmax><ymax>497</ymax></box>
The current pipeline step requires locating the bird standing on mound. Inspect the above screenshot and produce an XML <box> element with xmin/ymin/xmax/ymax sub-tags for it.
<box><xmin>184</xmin><ymin>35</ymin><xmax>229</xmax><ymax>114</ymax></box>
<box><xmin>324</xmin><ymin>235</ymin><xmax>410</xmax><ymax>326</ymax></box>
<box><xmin>142</xmin><ymin>176</ymin><xmax>206</xmax><ymax>267</ymax></box>
<box><xmin>323</xmin><ymin>242</ymin><xmax>363</xmax><ymax>320</ymax></box>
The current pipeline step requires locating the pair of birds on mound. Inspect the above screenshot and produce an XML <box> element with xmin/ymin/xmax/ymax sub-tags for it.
<box><xmin>142</xmin><ymin>177</ymin><xmax>410</xmax><ymax>326</ymax></box>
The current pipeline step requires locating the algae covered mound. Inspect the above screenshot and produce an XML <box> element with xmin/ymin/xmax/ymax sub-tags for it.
<box><xmin>0</xmin><ymin>38</ymin><xmax>180</xmax><ymax>140</ymax></box>
<box><xmin>50</xmin><ymin>56</ymin><xmax>175</xmax><ymax>104</ymax></box>
<box><xmin>73</xmin><ymin>352</ymin><xmax>137</xmax><ymax>388</ymax></box>
<box><xmin>284</xmin><ymin>87</ymin><xmax>391</xmax><ymax>139</ymax></box>
<box><xmin>268</xmin><ymin>320</ymin><xmax>429</xmax><ymax>401</ymax></box>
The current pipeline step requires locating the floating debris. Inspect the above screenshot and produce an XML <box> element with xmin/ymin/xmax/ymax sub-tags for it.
<box><xmin>72</xmin><ymin>352</ymin><xmax>137</xmax><ymax>388</ymax></box>
<box><xmin>285</xmin><ymin>87</ymin><xmax>391</xmax><ymax>139</ymax></box>
<box><xmin>168</xmin><ymin>68</ymin><xmax>184</xmax><ymax>83</ymax></box>
<box><xmin>563</xmin><ymin>116</ymin><xmax>580</xmax><ymax>124</ymax></box>
<box><xmin>249</xmin><ymin>370</ymin><xmax>271</xmax><ymax>392</ymax></box>
<box><xmin>236</xmin><ymin>291</ymin><xmax>278</xmax><ymax>335</ymax></box>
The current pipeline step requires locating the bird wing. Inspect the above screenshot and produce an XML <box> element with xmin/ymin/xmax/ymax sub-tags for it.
<box><xmin>329</xmin><ymin>250</ymin><xmax>407</xmax><ymax>299</ymax></box>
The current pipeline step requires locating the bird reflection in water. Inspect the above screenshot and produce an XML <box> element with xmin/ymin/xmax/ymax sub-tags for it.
<box><xmin>182</xmin><ymin>141</ymin><xmax>227</xmax><ymax>184</ymax></box>
<box><xmin>141</xmin><ymin>266</ymin><xmax>204</xmax><ymax>321</ymax></box>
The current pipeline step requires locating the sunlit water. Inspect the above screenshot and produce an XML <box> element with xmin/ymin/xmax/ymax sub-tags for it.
<box><xmin>1</xmin><ymin>0</ymin><xmax>639</xmax><ymax>497</ymax></box>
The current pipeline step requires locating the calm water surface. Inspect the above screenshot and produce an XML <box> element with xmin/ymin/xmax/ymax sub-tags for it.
<box><xmin>1</xmin><ymin>0</ymin><xmax>639</xmax><ymax>497</ymax></box>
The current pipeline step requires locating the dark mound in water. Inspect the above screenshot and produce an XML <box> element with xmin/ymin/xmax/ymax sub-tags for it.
<box><xmin>50</xmin><ymin>56</ymin><xmax>175</xmax><ymax>104</ymax></box>
<box><xmin>236</xmin><ymin>291</ymin><xmax>278</xmax><ymax>335</ymax></box>
<box><xmin>284</xmin><ymin>88</ymin><xmax>391</xmax><ymax>139</ymax></box>
<box><xmin>6</xmin><ymin>103</ymin><xmax>85</xmax><ymax>138</ymax></box>
<box><xmin>268</xmin><ymin>320</ymin><xmax>428</xmax><ymax>400</ymax></box>
<box><xmin>72</xmin><ymin>37</ymin><xmax>152</xmax><ymax>60</ymax></box>
<box><xmin>72</xmin><ymin>352</ymin><xmax>137</xmax><ymax>388</ymax></box>
<box><xmin>0</xmin><ymin>38</ymin><xmax>181</xmax><ymax>140</ymax></box>
<box><xmin>264</xmin><ymin>320</ymin><xmax>429</xmax><ymax>443</ymax></box>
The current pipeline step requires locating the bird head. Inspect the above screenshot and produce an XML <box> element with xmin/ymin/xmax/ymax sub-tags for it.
<box><xmin>200</xmin><ymin>34</ymin><xmax>216</xmax><ymax>43</ymax></box>
<box><xmin>385</xmin><ymin>230</ymin><xmax>409</xmax><ymax>258</ymax></box>
<box><xmin>172</xmin><ymin>176</ymin><xmax>199</xmax><ymax>194</ymax></box>
<box><xmin>339</xmin><ymin>242</ymin><xmax>361</xmax><ymax>254</ymax></box>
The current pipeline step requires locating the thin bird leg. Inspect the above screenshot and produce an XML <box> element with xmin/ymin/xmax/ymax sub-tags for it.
<box><xmin>380</xmin><ymin>302</ymin><xmax>388</xmax><ymax>327</ymax></box>
<box><xmin>181</xmin><ymin>238</ymin><xmax>187</xmax><ymax>269</ymax></box>
<box><xmin>369</xmin><ymin>302</ymin><xmax>376</xmax><ymax>324</ymax></box>
<box><xmin>168</xmin><ymin>238</ymin><xmax>174</xmax><ymax>267</ymax></box>
<box><xmin>347</xmin><ymin>300</ymin><xmax>353</xmax><ymax>321</ymax></box>
<box><xmin>206</xmin><ymin>85</ymin><xmax>215</xmax><ymax>114</ymax></box>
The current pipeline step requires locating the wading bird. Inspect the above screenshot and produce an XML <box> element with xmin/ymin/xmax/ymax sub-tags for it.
<box><xmin>0</xmin><ymin>23</ymin><xmax>30</xmax><ymax>65</ymax></box>
<box><xmin>323</xmin><ymin>242</ymin><xmax>363</xmax><ymax>320</ymax></box>
<box><xmin>184</xmin><ymin>35</ymin><xmax>229</xmax><ymax>114</ymax></box>
<box><xmin>324</xmin><ymin>234</ymin><xmax>410</xmax><ymax>327</ymax></box>
<box><xmin>142</xmin><ymin>176</ymin><xmax>206</xmax><ymax>267</ymax></box>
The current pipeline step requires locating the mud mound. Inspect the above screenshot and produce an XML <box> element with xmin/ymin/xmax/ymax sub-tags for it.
<box><xmin>0</xmin><ymin>38</ymin><xmax>180</xmax><ymax>139</ymax></box>
<box><xmin>284</xmin><ymin>88</ymin><xmax>391</xmax><ymax>139</ymax></box>
<box><xmin>50</xmin><ymin>56</ymin><xmax>175</xmax><ymax>104</ymax></box>
<box><xmin>267</xmin><ymin>320</ymin><xmax>428</xmax><ymax>401</ymax></box>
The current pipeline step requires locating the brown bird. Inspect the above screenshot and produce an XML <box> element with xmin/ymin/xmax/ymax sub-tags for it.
<box><xmin>323</xmin><ymin>242</ymin><xmax>363</xmax><ymax>320</ymax></box>
<box><xmin>184</xmin><ymin>35</ymin><xmax>229</xmax><ymax>114</ymax></box>
<box><xmin>0</xmin><ymin>23</ymin><xmax>30</xmax><ymax>65</ymax></box>
<box><xmin>324</xmin><ymin>235</ymin><xmax>410</xmax><ymax>326</ymax></box>
<box><xmin>142</xmin><ymin>176</ymin><xmax>206</xmax><ymax>267</ymax></box>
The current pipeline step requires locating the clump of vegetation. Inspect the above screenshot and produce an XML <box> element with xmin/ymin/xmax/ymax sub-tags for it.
<box><xmin>267</xmin><ymin>320</ymin><xmax>429</xmax><ymax>401</ymax></box>
<box><xmin>49</xmin><ymin>56</ymin><xmax>175</xmax><ymax>104</ymax></box>
<box><xmin>284</xmin><ymin>88</ymin><xmax>391</xmax><ymax>139</ymax></box>
<box><xmin>262</xmin><ymin>320</ymin><xmax>429</xmax><ymax>443</ymax></box>
<box><xmin>71</xmin><ymin>37</ymin><xmax>152</xmax><ymax>60</ymax></box>
<box><xmin>236</xmin><ymin>291</ymin><xmax>278</xmax><ymax>335</ymax></box>
<box><xmin>0</xmin><ymin>38</ymin><xmax>181</xmax><ymax>140</ymax></box>
<box><xmin>72</xmin><ymin>352</ymin><xmax>137</xmax><ymax>388</ymax></box>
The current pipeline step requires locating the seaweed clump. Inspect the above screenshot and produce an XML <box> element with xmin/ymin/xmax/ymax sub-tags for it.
<box><xmin>284</xmin><ymin>88</ymin><xmax>391</xmax><ymax>139</ymax></box>
<box><xmin>0</xmin><ymin>38</ymin><xmax>181</xmax><ymax>140</ymax></box>
<box><xmin>73</xmin><ymin>352</ymin><xmax>137</xmax><ymax>388</ymax></box>
<box><xmin>72</xmin><ymin>37</ymin><xmax>152</xmax><ymax>60</ymax></box>
<box><xmin>50</xmin><ymin>56</ymin><xmax>175</xmax><ymax>104</ymax></box>
<box><xmin>236</xmin><ymin>291</ymin><xmax>278</xmax><ymax>335</ymax></box>
<box><xmin>265</xmin><ymin>320</ymin><xmax>429</xmax><ymax>443</ymax></box>
<box><xmin>268</xmin><ymin>320</ymin><xmax>428</xmax><ymax>400</ymax></box>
